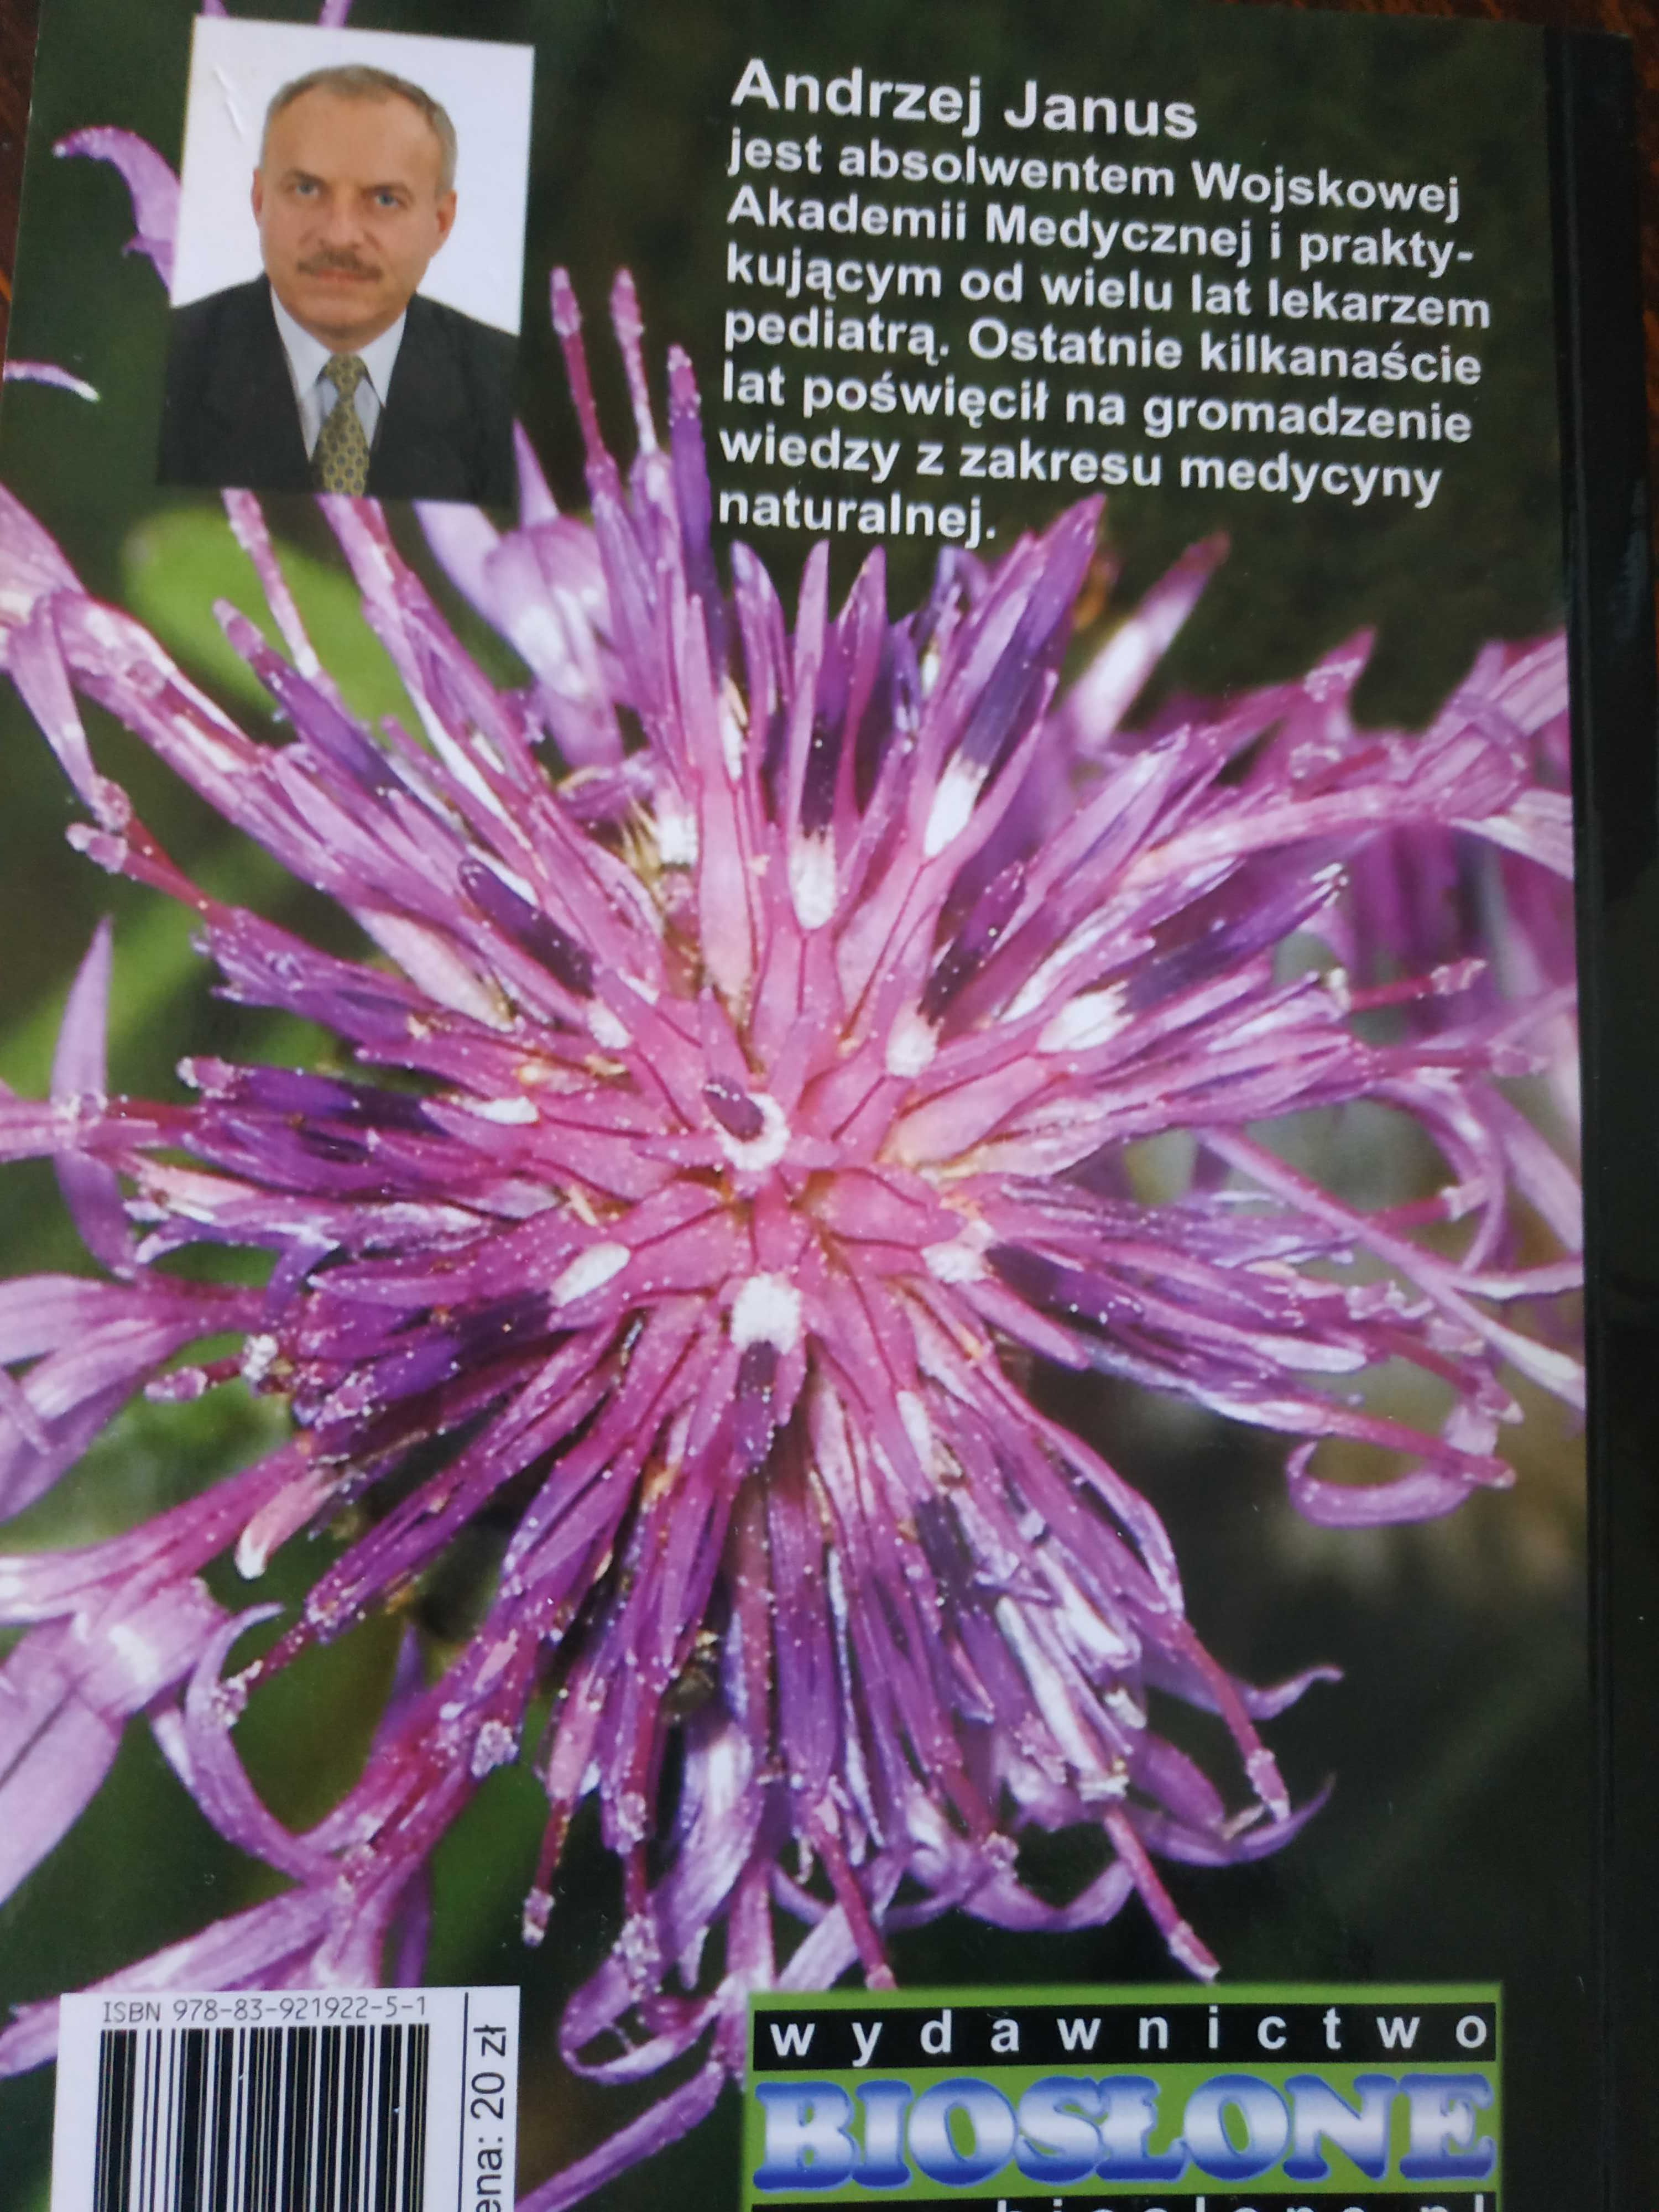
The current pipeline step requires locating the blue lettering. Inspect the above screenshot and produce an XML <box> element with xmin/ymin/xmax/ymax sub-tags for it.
<box><xmin>854</xmin><ymin>2083</ymin><xmax>912</xmax><ymax>2187</ymax></box>
<box><xmin>1182</xmin><ymin>2074</ymin><xmax>1292</xmax><ymax>2181</ymax></box>
<box><xmin>752</xmin><ymin>2083</ymin><xmax>859</xmax><ymax>2191</ymax></box>
<box><xmin>1399</xmin><ymin>2073</ymin><xmax>1498</xmax><ymax>2181</ymax></box>
<box><xmin>1015</xmin><ymin>2077</ymin><xmax>1103</xmax><ymax>2182</ymax></box>
<box><xmin>908</xmin><ymin>2079</ymin><xmax>1018</xmax><ymax>2185</ymax></box>
<box><xmin>1096</xmin><ymin>2076</ymin><xmax>1186</xmax><ymax>2181</ymax></box>
<box><xmin>1284</xmin><ymin>2074</ymin><xmax>1396</xmax><ymax>2180</ymax></box>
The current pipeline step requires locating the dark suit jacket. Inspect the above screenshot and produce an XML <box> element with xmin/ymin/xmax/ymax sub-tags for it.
<box><xmin>158</xmin><ymin>278</ymin><xmax>517</xmax><ymax>508</ymax></box>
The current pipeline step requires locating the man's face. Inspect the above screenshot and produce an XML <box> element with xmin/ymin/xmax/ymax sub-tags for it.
<box><xmin>253</xmin><ymin>90</ymin><xmax>456</xmax><ymax>350</ymax></box>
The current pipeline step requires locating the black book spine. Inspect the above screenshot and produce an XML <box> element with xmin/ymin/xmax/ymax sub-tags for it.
<box><xmin>1547</xmin><ymin>27</ymin><xmax>1659</xmax><ymax>2212</ymax></box>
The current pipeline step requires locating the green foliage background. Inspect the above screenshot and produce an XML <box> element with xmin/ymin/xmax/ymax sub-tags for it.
<box><xmin>0</xmin><ymin>3</ymin><xmax>1587</xmax><ymax>2207</ymax></box>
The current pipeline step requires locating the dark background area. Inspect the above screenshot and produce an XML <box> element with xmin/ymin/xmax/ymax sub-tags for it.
<box><xmin>3</xmin><ymin>0</ymin><xmax>1650</xmax><ymax>522</ymax></box>
<box><xmin>0</xmin><ymin>0</ymin><xmax>1577</xmax><ymax>724</ymax></box>
<box><xmin>0</xmin><ymin>4</ymin><xmax>1634</xmax><ymax>2210</ymax></box>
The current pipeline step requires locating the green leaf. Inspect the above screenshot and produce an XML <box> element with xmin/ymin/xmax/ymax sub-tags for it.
<box><xmin>0</xmin><ymin>843</ymin><xmax>320</xmax><ymax>1095</ymax></box>
<box><xmin>119</xmin><ymin>504</ymin><xmax>423</xmax><ymax>732</ymax></box>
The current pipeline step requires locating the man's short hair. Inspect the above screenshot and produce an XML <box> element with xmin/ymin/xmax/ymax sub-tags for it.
<box><xmin>262</xmin><ymin>65</ymin><xmax>458</xmax><ymax>196</ymax></box>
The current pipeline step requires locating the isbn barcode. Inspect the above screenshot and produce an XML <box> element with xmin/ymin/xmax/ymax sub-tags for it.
<box><xmin>53</xmin><ymin>1990</ymin><xmax>518</xmax><ymax>2212</ymax></box>
<box><xmin>90</xmin><ymin>2021</ymin><xmax>430</xmax><ymax>2212</ymax></box>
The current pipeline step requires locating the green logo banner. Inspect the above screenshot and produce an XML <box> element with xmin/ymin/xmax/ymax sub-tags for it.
<box><xmin>744</xmin><ymin>1984</ymin><xmax>1500</xmax><ymax>2206</ymax></box>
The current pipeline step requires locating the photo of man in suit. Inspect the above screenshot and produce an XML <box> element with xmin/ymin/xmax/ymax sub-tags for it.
<box><xmin>159</xmin><ymin>64</ymin><xmax>517</xmax><ymax>506</ymax></box>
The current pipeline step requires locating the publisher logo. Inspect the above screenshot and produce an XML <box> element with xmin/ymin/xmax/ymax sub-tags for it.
<box><xmin>743</xmin><ymin>1984</ymin><xmax>1499</xmax><ymax>2206</ymax></box>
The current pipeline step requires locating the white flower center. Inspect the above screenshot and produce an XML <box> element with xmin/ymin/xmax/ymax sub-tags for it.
<box><xmin>1040</xmin><ymin>984</ymin><xmax>1130</xmax><ymax>1055</ymax></box>
<box><xmin>716</xmin><ymin>1090</ymin><xmax>790</xmax><ymax>1174</ymax></box>
<box><xmin>552</xmin><ymin>1241</ymin><xmax>630</xmax><ymax>1307</ymax></box>
<box><xmin>730</xmin><ymin>1274</ymin><xmax>804</xmax><ymax>1355</ymax></box>
<box><xmin>789</xmin><ymin>833</ymin><xmax>838</xmax><ymax>930</ymax></box>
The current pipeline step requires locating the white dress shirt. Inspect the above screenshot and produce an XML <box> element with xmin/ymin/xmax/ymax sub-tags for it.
<box><xmin>269</xmin><ymin>289</ymin><xmax>407</xmax><ymax>459</ymax></box>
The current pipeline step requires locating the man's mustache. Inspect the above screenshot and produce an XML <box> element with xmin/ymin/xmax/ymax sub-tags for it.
<box><xmin>296</xmin><ymin>249</ymin><xmax>383</xmax><ymax>279</ymax></box>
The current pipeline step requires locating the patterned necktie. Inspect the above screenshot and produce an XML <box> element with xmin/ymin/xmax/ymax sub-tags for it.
<box><xmin>312</xmin><ymin>354</ymin><xmax>372</xmax><ymax>495</ymax></box>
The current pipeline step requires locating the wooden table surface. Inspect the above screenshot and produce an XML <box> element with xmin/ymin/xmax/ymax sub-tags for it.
<box><xmin>0</xmin><ymin>0</ymin><xmax>1652</xmax><ymax>437</ymax></box>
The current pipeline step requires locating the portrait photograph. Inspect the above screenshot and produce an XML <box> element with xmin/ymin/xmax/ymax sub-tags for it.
<box><xmin>160</xmin><ymin>15</ymin><xmax>534</xmax><ymax>506</ymax></box>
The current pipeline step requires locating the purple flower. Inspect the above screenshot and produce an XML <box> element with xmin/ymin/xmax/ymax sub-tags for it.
<box><xmin>55</xmin><ymin>126</ymin><xmax>179</xmax><ymax>288</ymax></box>
<box><xmin>1339</xmin><ymin>633</ymin><xmax>1580</xmax><ymax>1154</ymax></box>
<box><xmin>0</xmin><ymin>273</ymin><xmax>1579</xmax><ymax>2202</ymax></box>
